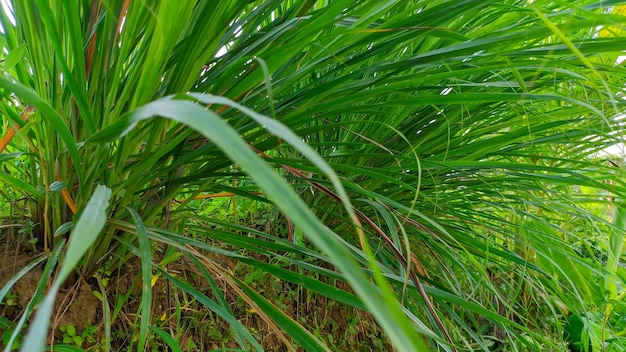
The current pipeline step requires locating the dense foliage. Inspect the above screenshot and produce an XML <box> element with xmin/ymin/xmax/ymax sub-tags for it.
<box><xmin>1</xmin><ymin>1</ymin><xmax>626</xmax><ymax>351</ymax></box>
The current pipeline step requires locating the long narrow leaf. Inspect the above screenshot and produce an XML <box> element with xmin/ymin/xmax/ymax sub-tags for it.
<box><xmin>90</xmin><ymin>96</ymin><xmax>429</xmax><ymax>350</ymax></box>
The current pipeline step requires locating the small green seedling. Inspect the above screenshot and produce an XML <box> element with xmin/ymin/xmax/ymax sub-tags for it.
<box><xmin>59</xmin><ymin>323</ymin><xmax>97</xmax><ymax>348</ymax></box>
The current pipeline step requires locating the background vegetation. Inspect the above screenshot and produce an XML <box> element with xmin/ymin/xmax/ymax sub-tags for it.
<box><xmin>0</xmin><ymin>0</ymin><xmax>626</xmax><ymax>351</ymax></box>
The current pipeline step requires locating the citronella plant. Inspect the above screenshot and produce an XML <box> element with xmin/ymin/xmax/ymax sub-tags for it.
<box><xmin>0</xmin><ymin>1</ymin><xmax>625</xmax><ymax>351</ymax></box>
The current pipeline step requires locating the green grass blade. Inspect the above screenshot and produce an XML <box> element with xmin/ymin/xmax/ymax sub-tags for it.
<box><xmin>233</xmin><ymin>276</ymin><xmax>331</xmax><ymax>352</ymax></box>
<box><xmin>32</xmin><ymin>0</ymin><xmax>94</xmax><ymax>133</ymax></box>
<box><xmin>148</xmin><ymin>326</ymin><xmax>182</xmax><ymax>352</ymax></box>
<box><xmin>57</xmin><ymin>185</ymin><xmax>111</xmax><ymax>283</ymax></box>
<box><xmin>19</xmin><ymin>290</ymin><xmax>59</xmax><ymax>352</ymax></box>
<box><xmin>0</xmin><ymin>255</ymin><xmax>45</xmax><ymax>304</ymax></box>
<box><xmin>89</xmin><ymin>96</ymin><xmax>429</xmax><ymax>350</ymax></box>
<box><xmin>237</xmin><ymin>257</ymin><xmax>365</xmax><ymax>309</ymax></box>
<box><xmin>127</xmin><ymin>208</ymin><xmax>152</xmax><ymax>352</ymax></box>
<box><xmin>3</xmin><ymin>1</ymin><xmax>625</xmax><ymax>349</ymax></box>
<box><xmin>0</xmin><ymin>173</ymin><xmax>43</xmax><ymax>198</ymax></box>
<box><xmin>95</xmin><ymin>274</ymin><xmax>112</xmax><ymax>352</ymax></box>
<box><xmin>19</xmin><ymin>185</ymin><xmax>111</xmax><ymax>352</ymax></box>
<box><xmin>184</xmin><ymin>254</ymin><xmax>260</xmax><ymax>349</ymax></box>
<box><xmin>157</xmin><ymin>267</ymin><xmax>264</xmax><ymax>352</ymax></box>
<box><xmin>0</xmin><ymin>76</ymin><xmax>84</xmax><ymax>184</ymax></box>
<box><xmin>10</xmin><ymin>240</ymin><xmax>64</xmax><ymax>352</ymax></box>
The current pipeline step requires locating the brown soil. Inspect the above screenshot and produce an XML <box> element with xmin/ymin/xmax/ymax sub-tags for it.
<box><xmin>0</xmin><ymin>241</ymin><xmax>100</xmax><ymax>349</ymax></box>
<box><xmin>1</xmin><ymin>235</ymin><xmax>390</xmax><ymax>351</ymax></box>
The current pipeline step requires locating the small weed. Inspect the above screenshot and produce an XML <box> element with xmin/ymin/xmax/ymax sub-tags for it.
<box><xmin>59</xmin><ymin>322</ymin><xmax>97</xmax><ymax>349</ymax></box>
<box><xmin>0</xmin><ymin>290</ymin><xmax>17</xmax><ymax>307</ymax></box>
<box><xmin>17</xmin><ymin>219</ymin><xmax>38</xmax><ymax>250</ymax></box>
<box><xmin>1</xmin><ymin>317</ymin><xmax>20</xmax><ymax>350</ymax></box>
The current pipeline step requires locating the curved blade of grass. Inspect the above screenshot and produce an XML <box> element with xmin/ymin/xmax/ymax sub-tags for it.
<box><xmin>110</xmin><ymin>223</ymin><xmax>261</xmax><ymax>350</ymax></box>
<box><xmin>149</xmin><ymin>222</ymin><xmax>365</xmax><ymax>309</ymax></box>
<box><xmin>95</xmin><ymin>273</ymin><xmax>112</xmax><ymax>352</ymax></box>
<box><xmin>185</xmin><ymin>245</ymin><xmax>329</xmax><ymax>352</ymax></box>
<box><xmin>20</xmin><ymin>185</ymin><xmax>111</xmax><ymax>352</ymax></box>
<box><xmin>127</xmin><ymin>208</ymin><xmax>152</xmax><ymax>352</ymax></box>
<box><xmin>6</xmin><ymin>240</ymin><xmax>64</xmax><ymax>352</ymax></box>
<box><xmin>33</xmin><ymin>0</ymin><xmax>94</xmax><ymax>133</ymax></box>
<box><xmin>0</xmin><ymin>171</ymin><xmax>44</xmax><ymax>198</ymax></box>
<box><xmin>156</xmin><ymin>267</ymin><xmax>264</xmax><ymax>352</ymax></box>
<box><xmin>57</xmin><ymin>185</ymin><xmax>111</xmax><ymax>283</ymax></box>
<box><xmin>143</xmin><ymin>220</ymin><xmax>357</xmax><ymax>287</ymax></box>
<box><xmin>0</xmin><ymin>77</ymin><xmax>84</xmax><ymax>184</ymax></box>
<box><xmin>144</xmin><ymin>223</ymin><xmax>356</xmax><ymax>295</ymax></box>
<box><xmin>232</xmin><ymin>275</ymin><xmax>331</xmax><ymax>352</ymax></box>
<box><xmin>0</xmin><ymin>254</ymin><xmax>46</xmax><ymax>304</ymax></box>
<box><xmin>148</xmin><ymin>326</ymin><xmax>182</xmax><ymax>352</ymax></box>
<box><xmin>185</xmin><ymin>254</ymin><xmax>259</xmax><ymax>349</ymax></box>
<box><xmin>236</xmin><ymin>257</ymin><xmax>365</xmax><ymax>309</ymax></box>
<box><xmin>0</xmin><ymin>152</ymin><xmax>42</xmax><ymax>198</ymax></box>
<box><xmin>90</xmin><ymin>96</ymin><xmax>429</xmax><ymax>351</ymax></box>
<box><xmin>5</xmin><ymin>1</ymin><xmax>622</xmax><ymax>349</ymax></box>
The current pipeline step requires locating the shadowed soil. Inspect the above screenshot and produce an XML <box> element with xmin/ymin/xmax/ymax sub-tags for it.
<box><xmin>0</xmin><ymin>241</ymin><xmax>100</xmax><ymax>348</ymax></box>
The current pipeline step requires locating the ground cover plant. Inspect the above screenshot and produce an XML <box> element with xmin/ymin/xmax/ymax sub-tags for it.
<box><xmin>1</xmin><ymin>0</ymin><xmax>626</xmax><ymax>351</ymax></box>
